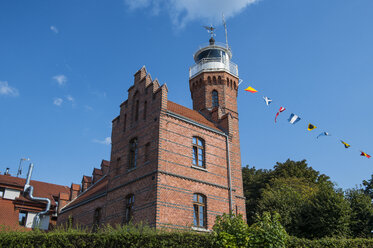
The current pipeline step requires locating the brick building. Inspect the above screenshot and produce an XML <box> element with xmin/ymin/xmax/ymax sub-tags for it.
<box><xmin>0</xmin><ymin>173</ymin><xmax>76</xmax><ymax>230</ymax></box>
<box><xmin>58</xmin><ymin>37</ymin><xmax>246</xmax><ymax>231</ymax></box>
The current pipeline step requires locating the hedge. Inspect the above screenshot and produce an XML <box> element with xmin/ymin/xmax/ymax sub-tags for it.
<box><xmin>1</xmin><ymin>230</ymin><xmax>373</xmax><ymax>248</ymax></box>
<box><xmin>287</xmin><ymin>237</ymin><xmax>373</xmax><ymax>248</ymax></box>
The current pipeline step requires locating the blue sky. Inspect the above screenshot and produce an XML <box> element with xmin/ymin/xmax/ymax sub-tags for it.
<box><xmin>0</xmin><ymin>0</ymin><xmax>372</xmax><ymax>190</ymax></box>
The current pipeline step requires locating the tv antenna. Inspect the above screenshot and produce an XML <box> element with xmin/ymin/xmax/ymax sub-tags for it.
<box><xmin>203</xmin><ymin>25</ymin><xmax>216</xmax><ymax>39</ymax></box>
<box><xmin>222</xmin><ymin>13</ymin><xmax>229</xmax><ymax>49</ymax></box>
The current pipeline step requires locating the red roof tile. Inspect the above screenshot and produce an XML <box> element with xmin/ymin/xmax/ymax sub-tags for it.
<box><xmin>167</xmin><ymin>101</ymin><xmax>220</xmax><ymax>131</ymax></box>
<box><xmin>0</xmin><ymin>174</ymin><xmax>70</xmax><ymax>204</ymax></box>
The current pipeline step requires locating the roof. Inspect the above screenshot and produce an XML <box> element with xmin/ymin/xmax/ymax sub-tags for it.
<box><xmin>62</xmin><ymin>176</ymin><xmax>108</xmax><ymax>211</ymax></box>
<box><xmin>0</xmin><ymin>174</ymin><xmax>70</xmax><ymax>205</ymax></box>
<box><xmin>167</xmin><ymin>101</ymin><xmax>220</xmax><ymax>131</ymax></box>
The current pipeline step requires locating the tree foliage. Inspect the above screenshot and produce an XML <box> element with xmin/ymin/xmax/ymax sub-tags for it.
<box><xmin>242</xmin><ymin>159</ymin><xmax>373</xmax><ymax>239</ymax></box>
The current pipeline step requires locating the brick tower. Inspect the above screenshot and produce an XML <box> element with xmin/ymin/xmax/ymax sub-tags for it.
<box><xmin>188</xmin><ymin>36</ymin><xmax>244</xmax><ymax>215</ymax></box>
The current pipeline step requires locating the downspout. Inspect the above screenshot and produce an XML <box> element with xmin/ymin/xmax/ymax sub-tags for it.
<box><xmin>23</xmin><ymin>163</ymin><xmax>51</xmax><ymax>227</ymax></box>
<box><xmin>225</xmin><ymin>134</ymin><xmax>233</xmax><ymax>213</ymax></box>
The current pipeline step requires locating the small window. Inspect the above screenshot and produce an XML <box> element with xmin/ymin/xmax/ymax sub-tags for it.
<box><xmin>143</xmin><ymin>101</ymin><xmax>147</xmax><ymax>120</ymax></box>
<box><xmin>145</xmin><ymin>142</ymin><xmax>150</xmax><ymax>162</ymax></box>
<box><xmin>192</xmin><ymin>137</ymin><xmax>205</xmax><ymax>168</ymax></box>
<box><xmin>19</xmin><ymin>211</ymin><xmax>27</xmax><ymax>226</ymax></box>
<box><xmin>116</xmin><ymin>157</ymin><xmax>121</xmax><ymax>174</ymax></box>
<box><xmin>193</xmin><ymin>193</ymin><xmax>206</xmax><ymax>228</ymax></box>
<box><xmin>212</xmin><ymin>90</ymin><xmax>219</xmax><ymax>108</ymax></box>
<box><xmin>93</xmin><ymin>208</ymin><xmax>101</xmax><ymax>232</ymax></box>
<box><xmin>129</xmin><ymin>138</ymin><xmax>138</xmax><ymax>169</ymax></box>
<box><xmin>124</xmin><ymin>194</ymin><xmax>135</xmax><ymax>224</ymax></box>
<box><xmin>123</xmin><ymin>114</ymin><xmax>127</xmax><ymax>132</ymax></box>
<box><xmin>135</xmin><ymin>100</ymin><xmax>139</xmax><ymax>121</ymax></box>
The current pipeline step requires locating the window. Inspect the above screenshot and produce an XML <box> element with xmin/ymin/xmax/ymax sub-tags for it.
<box><xmin>129</xmin><ymin>138</ymin><xmax>138</xmax><ymax>169</ymax></box>
<box><xmin>115</xmin><ymin>157</ymin><xmax>121</xmax><ymax>174</ymax></box>
<box><xmin>93</xmin><ymin>208</ymin><xmax>101</xmax><ymax>232</ymax></box>
<box><xmin>0</xmin><ymin>187</ymin><xmax>4</xmax><ymax>198</ymax></box>
<box><xmin>135</xmin><ymin>100</ymin><xmax>139</xmax><ymax>121</ymax></box>
<box><xmin>124</xmin><ymin>194</ymin><xmax>135</xmax><ymax>224</ymax></box>
<box><xmin>19</xmin><ymin>211</ymin><xmax>27</xmax><ymax>226</ymax></box>
<box><xmin>143</xmin><ymin>101</ymin><xmax>147</xmax><ymax>120</ymax></box>
<box><xmin>212</xmin><ymin>90</ymin><xmax>219</xmax><ymax>108</ymax></box>
<box><xmin>123</xmin><ymin>114</ymin><xmax>127</xmax><ymax>132</ymax></box>
<box><xmin>145</xmin><ymin>142</ymin><xmax>150</xmax><ymax>162</ymax></box>
<box><xmin>193</xmin><ymin>194</ymin><xmax>206</xmax><ymax>228</ymax></box>
<box><xmin>192</xmin><ymin>137</ymin><xmax>205</xmax><ymax>168</ymax></box>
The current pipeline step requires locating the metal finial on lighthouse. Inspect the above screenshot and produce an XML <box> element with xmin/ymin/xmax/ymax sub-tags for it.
<box><xmin>203</xmin><ymin>25</ymin><xmax>216</xmax><ymax>45</ymax></box>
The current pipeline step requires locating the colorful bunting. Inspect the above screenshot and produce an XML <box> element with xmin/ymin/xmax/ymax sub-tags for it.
<box><xmin>307</xmin><ymin>124</ymin><xmax>317</xmax><ymax>131</ymax></box>
<box><xmin>263</xmin><ymin>96</ymin><xmax>272</xmax><ymax>106</ymax></box>
<box><xmin>317</xmin><ymin>132</ymin><xmax>330</xmax><ymax>139</ymax></box>
<box><xmin>288</xmin><ymin>113</ymin><xmax>301</xmax><ymax>124</ymax></box>
<box><xmin>341</xmin><ymin>140</ymin><xmax>350</xmax><ymax>148</ymax></box>
<box><xmin>245</xmin><ymin>86</ymin><xmax>257</xmax><ymax>93</ymax></box>
<box><xmin>360</xmin><ymin>151</ymin><xmax>371</xmax><ymax>159</ymax></box>
<box><xmin>275</xmin><ymin>107</ymin><xmax>286</xmax><ymax>123</ymax></box>
<box><xmin>242</xmin><ymin>85</ymin><xmax>368</xmax><ymax>160</ymax></box>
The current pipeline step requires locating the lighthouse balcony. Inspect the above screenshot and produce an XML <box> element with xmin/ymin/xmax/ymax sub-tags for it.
<box><xmin>189</xmin><ymin>58</ymin><xmax>238</xmax><ymax>79</ymax></box>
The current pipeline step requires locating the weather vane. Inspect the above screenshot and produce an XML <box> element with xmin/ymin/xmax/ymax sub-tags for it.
<box><xmin>203</xmin><ymin>25</ymin><xmax>216</xmax><ymax>39</ymax></box>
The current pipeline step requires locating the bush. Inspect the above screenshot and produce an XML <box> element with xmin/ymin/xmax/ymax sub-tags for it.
<box><xmin>213</xmin><ymin>213</ymin><xmax>249</xmax><ymax>247</ymax></box>
<box><xmin>247</xmin><ymin>212</ymin><xmax>288</xmax><ymax>248</ymax></box>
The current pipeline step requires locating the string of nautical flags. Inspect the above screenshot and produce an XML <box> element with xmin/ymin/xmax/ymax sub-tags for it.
<box><xmin>245</xmin><ymin>86</ymin><xmax>371</xmax><ymax>159</ymax></box>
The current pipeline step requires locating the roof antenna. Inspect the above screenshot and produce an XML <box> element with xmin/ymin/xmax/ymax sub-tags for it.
<box><xmin>222</xmin><ymin>13</ymin><xmax>229</xmax><ymax>49</ymax></box>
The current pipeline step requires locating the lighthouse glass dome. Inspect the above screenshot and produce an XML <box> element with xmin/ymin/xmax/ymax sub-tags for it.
<box><xmin>189</xmin><ymin>40</ymin><xmax>238</xmax><ymax>79</ymax></box>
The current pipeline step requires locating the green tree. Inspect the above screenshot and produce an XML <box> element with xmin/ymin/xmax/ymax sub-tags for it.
<box><xmin>346</xmin><ymin>188</ymin><xmax>373</xmax><ymax>238</ymax></box>
<box><xmin>299</xmin><ymin>186</ymin><xmax>351</xmax><ymax>238</ymax></box>
<box><xmin>242</xmin><ymin>166</ymin><xmax>271</xmax><ymax>225</ymax></box>
<box><xmin>257</xmin><ymin>177</ymin><xmax>316</xmax><ymax>236</ymax></box>
<box><xmin>363</xmin><ymin>174</ymin><xmax>373</xmax><ymax>199</ymax></box>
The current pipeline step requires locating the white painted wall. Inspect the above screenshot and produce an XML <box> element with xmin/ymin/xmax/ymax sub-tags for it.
<box><xmin>3</xmin><ymin>188</ymin><xmax>20</xmax><ymax>200</ymax></box>
<box><xmin>25</xmin><ymin>213</ymin><xmax>50</xmax><ymax>230</ymax></box>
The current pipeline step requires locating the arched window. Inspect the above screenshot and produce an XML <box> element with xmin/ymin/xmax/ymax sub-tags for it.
<box><xmin>193</xmin><ymin>193</ymin><xmax>206</xmax><ymax>228</ymax></box>
<box><xmin>92</xmin><ymin>207</ymin><xmax>102</xmax><ymax>232</ymax></box>
<box><xmin>192</xmin><ymin>137</ymin><xmax>205</xmax><ymax>168</ymax></box>
<box><xmin>129</xmin><ymin>138</ymin><xmax>138</xmax><ymax>169</ymax></box>
<box><xmin>143</xmin><ymin>101</ymin><xmax>147</xmax><ymax>120</ymax></box>
<box><xmin>213</xmin><ymin>76</ymin><xmax>217</xmax><ymax>85</ymax></box>
<box><xmin>218</xmin><ymin>76</ymin><xmax>222</xmax><ymax>84</ymax></box>
<box><xmin>132</xmin><ymin>91</ymin><xmax>139</xmax><ymax>124</ymax></box>
<box><xmin>207</xmin><ymin>76</ymin><xmax>211</xmax><ymax>85</ymax></box>
<box><xmin>212</xmin><ymin>90</ymin><xmax>219</xmax><ymax>108</ymax></box>
<box><xmin>124</xmin><ymin>194</ymin><xmax>135</xmax><ymax>224</ymax></box>
<box><xmin>227</xmin><ymin>77</ymin><xmax>230</xmax><ymax>87</ymax></box>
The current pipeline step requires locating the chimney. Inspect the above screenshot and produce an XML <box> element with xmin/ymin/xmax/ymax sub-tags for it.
<box><xmin>58</xmin><ymin>192</ymin><xmax>70</xmax><ymax>213</ymax></box>
<box><xmin>92</xmin><ymin>168</ymin><xmax>103</xmax><ymax>184</ymax></box>
<box><xmin>70</xmin><ymin>183</ymin><xmax>80</xmax><ymax>200</ymax></box>
<box><xmin>4</xmin><ymin>168</ymin><xmax>10</xmax><ymax>176</ymax></box>
<box><xmin>81</xmin><ymin>176</ymin><xmax>92</xmax><ymax>192</ymax></box>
